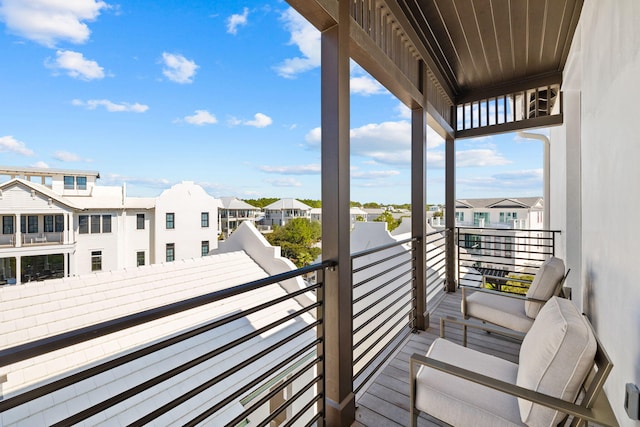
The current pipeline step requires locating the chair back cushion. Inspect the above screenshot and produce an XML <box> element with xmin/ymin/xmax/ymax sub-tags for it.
<box><xmin>524</xmin><ymin>257</ymin><xmax>565</xmax><ymax>318</ymax></box>
<box><xmin>516</xmin><ymin>297</ymin><xmax>596</xmax><ymax>427</ymax></box>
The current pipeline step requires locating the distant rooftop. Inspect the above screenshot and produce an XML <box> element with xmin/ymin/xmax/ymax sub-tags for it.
<box><xmin>0</xmin><ymin>165</ymin><xmax>100</xmax><ymax>178</ymax></box>
<box><xmin>220</xmin><ymin>196</ymin><xmax>260</xmax><ymax>210</ymax></box>
<box><xmin>456</xmin><ymin>197</ymin><xmax>543</xmax><ymax>209</ymax></box>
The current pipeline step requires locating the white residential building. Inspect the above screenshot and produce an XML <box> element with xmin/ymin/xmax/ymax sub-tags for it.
<box><xmin>219</xmin><ymin>196</ymin><xmax>261</xmax><ymax>238</ymax></box>
<box><xmin>434</xmin><ymin>197</ymin><xmax>544</xmax><ymax>229</ymax></box>
<box><xmin>309</xmin><ymin>206</ymin><xmax>367</xmax><ymax>229</ymax></box>
<box><xmin>261</xmin><ymin>198</ymin><xmax>311</xmax><ymax>227</ymax></box>
<box><xmin>0</xmin><ymin>166</ymin><xmax>221</xmax><ymax>285</ymax></box>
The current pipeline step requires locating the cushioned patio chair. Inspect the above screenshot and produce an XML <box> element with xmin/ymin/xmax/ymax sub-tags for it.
<box><xmin>410</xmin><ymin>297</ymin><xmax>618</xmax><ymax>427</ymax></box>
<box><xmin>461</xmin><ymin>256</ymin><xmax>568</xmax><ymax>335</ymax></box>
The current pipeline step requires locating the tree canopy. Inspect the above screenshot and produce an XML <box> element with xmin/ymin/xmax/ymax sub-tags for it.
<box><xmin>265</xmin><ymin>218</ymin><xmax>322</xmax><ymax>268</ymax></box>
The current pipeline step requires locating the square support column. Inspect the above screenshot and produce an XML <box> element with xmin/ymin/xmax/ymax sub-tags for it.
<box><xmin>445</xmin><ymin>135</ymin><xmax>456</xmax><ymax>292</ymax></box>
<box><xmin>320</xmin><ymin>1</ymin><xmax>355</xmax><ymax>425</ymax></box>
<box><xmin>411</xmin><ymin>106</ymin><xmax>428</xmax><ymax>330</ymax></box>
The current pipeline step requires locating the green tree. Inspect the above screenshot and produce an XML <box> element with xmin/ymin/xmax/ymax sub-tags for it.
<box><xmin>242</xmin><ymin>197</ymin><xmax>278</xmax><ymax>208</ymax></box>
<box><xmin>363</xmin><ymin>202</ymin><xmax>381</xmax><ymax>208</ymax></box>
<box><xmin>265</xmin><ymin>218</ymin><xmax>322</xmax><ymax>267</ymax></box>
<box><xmin>350</xmin><ymin>201</ymin><xmax>362</xmax><ymax>207</ymax></box>
<box><xmin>298</xmin><ymin>199</ymin><xmax>322</xmax><ymax>208</ymax></box>
<box><xmin>373</xmin><ymin>211</ymin><xmax>401</xmax><ymax>231</ymax></box>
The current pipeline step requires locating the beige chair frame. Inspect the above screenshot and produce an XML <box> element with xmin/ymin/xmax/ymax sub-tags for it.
<box><xmin>409</xmin><ymin>315</ymin><xmax>618</xmax><ymax>427</ymax></box>
<box><xmin>460</xmin><ymin>268</ymin><xmax>571</xmax><ymax>335</ymax></box>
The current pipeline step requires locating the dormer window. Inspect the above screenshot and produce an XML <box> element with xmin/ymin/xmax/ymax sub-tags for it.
<box><xmin>77</xmin><ymin>176</ymin><xmax>87</xmax><ymax>190</ymax></box>
<box><xmin>64</xmin><ymin>176</ymin><xmax>74</xmax><ymax>189</ymax></box>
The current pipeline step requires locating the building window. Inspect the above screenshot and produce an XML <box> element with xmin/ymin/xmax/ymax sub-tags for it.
<box><xmin>91</xmin><ymin>251</ymin><xmax>102</xmax><ymax>271</ymax></box>
<box><xmin>137</xmin><ymin>251</ymin><xmax>145</xmax><ymax>267</ymax></box>
<box><xmin>2</xmin><ymin>216</ymin><xmax>14</xmax><ymax>234</ymax></box>
<box><xmin>44</xmin><ymin>215</ymin><xmax>54</xmax><ymax>233</ymax></box>
<box><xmin>27</xmin><ymin>216</ymin><xmax>38</xmax><ymax>234</ymax></box>
<box><xmin>166</xmin><ymin>243</ymin><xmax>175</xmax><ymax>262</ymax></box>
<box><xmin>79</xmin><ymin>215</ymin><xmax>89</xmax><ymax>234</ymax></box>
<box><xmin>136</xmin><ymin>213</ymin><xmax>145</xmax><ymax>230</ymax></box>
<box><xmin>166</xmin><ymin>213</ymin><xmax>175</xmax><ymax>229</ymax></box>
<box><xmin>64</xmin><ymin>176</ymin><xmax>74</xmax><ymax>190</ymax></box>
<box><xmin>201</xmin><ymin>212</ymin><xmax>209</xmax><ymax>228</ymax></box>
<box><xmin>464</xmin><ymin>234</ymin><xmax>482</xmax><ymax>250</ymax></box>
<box><xmin>500</xmin><ymin>212</ymin><xmax>518</xmax><ymax>223</ymax></box>
<box><xmin>102</xmin><ymin>215</ymin><xmax>111</xmax><ymax>233</ymax></box>
<box><xmin>455</xmin><ymin>212</ymin><xmax>464</xmax><ymax>222</ymax></box>
<box><xmin>20</xmin><ymin>216</ymin><xmax>26</xmax><ymax>233</ymax></box>
<box><xmin>55</xmin><ymin>215</ymin><xmax>64</xmax><ymax>232</ymax></box>
<box><xmin>473</xmin><ymin>212</ymin><xmax>490</xmax><ymax>226</ymax></box>
<box><xmin>201</xmin><ymin>240</ymin><xmax>209</xmax><ymax>256</ymax></box>
<box><xmin>76</xmin><ymin>176</ymin><xmax>87</xmax><ymax>190</ymax></box>
<box><xmin>91</xmin><ymin>215</ymin><xmax>101</xmax><ymax>233</ymax></box>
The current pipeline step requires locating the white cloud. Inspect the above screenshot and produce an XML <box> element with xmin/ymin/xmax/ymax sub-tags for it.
<box><xmin>0</xmin><ymin>0</ymin><xmax>108</xmax><ymax>47</ymax></box>
<box><xmin>259</xmin><ymin>164</ymin><xmax>320</xmax><ymax>175</ymax></box>
<box><xmin>101</xmin><ymin>173</ymin><xmax>173</xmax><ymax>189</ymax></box>
<box><xmin>395</xmin><ymin>102</ymin><xmax>412</xmax><ymax>119</ymax></box>
<box><xmin>161</xmin><ymin>52</ymin><xmax>198</xmax><ymax>84</ymax></box>
<box><xmin>245</xmin><ymin>113</ymin><xmax>273</xmax><ymax>128</ymax></box>
<box><xmin>350</xmin><ymin>75</ymin><xmax>387</xmax><ymax>96</ymax></box>
<box><xmin>456</xmin><ymin>149</ymin><xmax>511</xmax><ymax>167</ymax></box>
<box><xmin>351</xmin><ymin>170</ymin><xmax>401</xmax><ymax>179</ymax></box>
<box><xmin>183</xmin><ymin>110</ymin><xmax>217</xmax><ymax>126</ymax></box>
<box><xmin>457</xmin><ymin>169</ymin><xmax>543</xmax><ymax>193</ymax></box>
<box><xmin>53</xmin><ymin>151</ymin><xmax>81</xmax><ymax>162</ymax></box>
<box><xmin>0</xmin><ymin>135</ymin><xmax>34</xmax><ymax>156</ymax></box>
<box><xmin>228</xmin><ymin>113</ymin><xmax>273</xmax><ymax>128</ymax></box>
<box><xmin>305</xmin><ymin>121</ymin><xmax>444</xmax><ymax>167</ymax></box>
<box><xmin>274</xmin><ymin>8</ymin><xmax>320</xmax><ymax>78</ymax></box>
<box><xmin>47</xmin><ymin>50</ymin><xmax>105</xmax><ymax>80</ymax></box>
<box><xmin>52</xmin><ymin>151</ymin><xmax>93</xmax><ymax>163</ymax></box>
<box><xmin>31</xmin><ymin>161</ymin><xmax>49</xmax><ymax>168</ymax></box>
<box><xmin>226</xmin><ymin>7</ymin><xmax>248</xmax><ymax>35</ymax></box>
<box><xmin>72</xmin><ymin>99</ymin><xmax>148</xmax><ymax>112</ymax></box>
<box><xmin>265</xmin><ymin>177</ymin><xmax>302</xmax><ymax>187</ymax></box>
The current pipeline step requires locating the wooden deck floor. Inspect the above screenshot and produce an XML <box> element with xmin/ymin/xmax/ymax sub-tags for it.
<box><xmin>353</xmin><ymin>291</ymin><xmax>522</xmax><ymax>427</ymax></box>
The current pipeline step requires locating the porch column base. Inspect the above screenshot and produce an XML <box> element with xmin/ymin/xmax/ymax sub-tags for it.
<box><xmin>325</xmin><ymin>392</ymin><xmax>356</xmax><ymax>427</ymax></box>
<box><xmin>415</xmin><ymin>310</ymin><xmax>430</xmax><ymax>331</ymax></box>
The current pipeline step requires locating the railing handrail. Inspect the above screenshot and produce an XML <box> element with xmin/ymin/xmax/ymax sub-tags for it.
<box><xmin>456</xmin><ymin>226</ymin><xmax>562</xmax><ymax>233</ymax></box>
<box><xmin>0</xmin><ymin>260</ymin><xmax>334</xmax><ymax>368</ymax></box>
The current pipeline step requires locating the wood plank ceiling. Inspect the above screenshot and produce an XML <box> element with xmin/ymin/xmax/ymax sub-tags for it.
<box><xmin>396</xmin><ymin>0</ymin><xmax>584</xmax><ymax>103</ymax></box>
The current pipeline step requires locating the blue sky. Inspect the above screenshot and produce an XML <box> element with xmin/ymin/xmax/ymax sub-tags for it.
<box><xmin>0</xmin><ymin>0</ymin><xmax>544</xmax><ymax>204</ymax></box>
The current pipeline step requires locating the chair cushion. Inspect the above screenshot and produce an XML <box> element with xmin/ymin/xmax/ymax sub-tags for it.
<box><xmin>517</xmin><ymin>297</ymin><xmax>596</xmax><ymax>427</ymax></box>
<box><xmin>415</xmin><ymin>338</ymin><xmax>524</xmax><ymax>427</ymax></box>
<box><xmin>464</xmin><ymin>291</ymin><xmax>534</xmax><ymax>333</ymax></box>
<box><xmin>524</xmin><ymin>257</ymin><xmax>565</xmax><ymax>318</ymax></box>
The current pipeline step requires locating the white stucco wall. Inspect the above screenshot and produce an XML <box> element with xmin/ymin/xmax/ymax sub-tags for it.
<box><xmin>551</xmin><ymin>1</ymin><xmax>640</xmax><ymax>424</ymax></box>
<box><xmin>154</xmin><ymin>182</ymin><xmax>221</xmax><ymax>262</ymax></box>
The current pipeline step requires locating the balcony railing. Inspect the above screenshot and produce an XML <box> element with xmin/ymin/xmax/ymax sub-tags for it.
<box><xmin>0</xmin><ymin>262</ymin><xmax>332</xmax><ymax>426</ymax></box>
<box><xmin>0</xmin><ymin>227</ymin><xmax>553</xmax><ymax>425</ymax></box>
<box><xmin>456</xmin><ymin>227</ymin><xmax>560</xmax><ymax>290</ymax></box>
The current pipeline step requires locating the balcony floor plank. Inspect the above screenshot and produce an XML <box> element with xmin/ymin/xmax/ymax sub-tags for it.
<box><xmin>354</xmin><ymin>290</ymin><xmax>522</xmax><ymax>426</ymax></box>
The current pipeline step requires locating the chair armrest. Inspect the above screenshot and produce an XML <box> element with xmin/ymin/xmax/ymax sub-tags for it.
<box><xmin>409</xmin><ymin>354</ymin><xmax>619</xmax><ymax>427</ymax></box>
<box><xmin>462</xmin><ymin>285</ymin><xmax>548</xmax><ymax>304</ymax></box>
<box><xmin>440</xmin><ymin>315</ymin><xmax>526</xmax><ymax>346</ymax></box>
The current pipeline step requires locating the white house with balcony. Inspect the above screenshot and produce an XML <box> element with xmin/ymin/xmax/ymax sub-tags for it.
<box><xmin>219</xmin><ymin>196</ymin><xmax>261</xmax><ymax>238</ymax></box>
<box><xmin>261</xmin><ymin>198</ymin><xmax>311</xmax><ymax>227</ymax></box>
<box><xmin>433</xmin><ymin>197</ymin><xmax>544</xmax><ymax>229</ymax></box>
<box><xmin>0</xmin><ymin>166</ymin><xmax>221</xmax><ymax>285</ymax></box>
<box><xmin>309</xmin><ymin>206</ymin><xmax>367</xmax><ymax>229</ymax></box>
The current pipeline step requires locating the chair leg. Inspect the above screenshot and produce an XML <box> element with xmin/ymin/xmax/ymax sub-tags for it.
<box><xmin>409</xmin><ymin>360</ymin><xmax>418</xmax><ymax>427</ymax></box>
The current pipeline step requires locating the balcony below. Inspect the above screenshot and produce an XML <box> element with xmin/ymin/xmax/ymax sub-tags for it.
<box><xmin>353</xmin><ymin>290</ymin><xmax>520</xmax><ymax>427</ymax></box>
